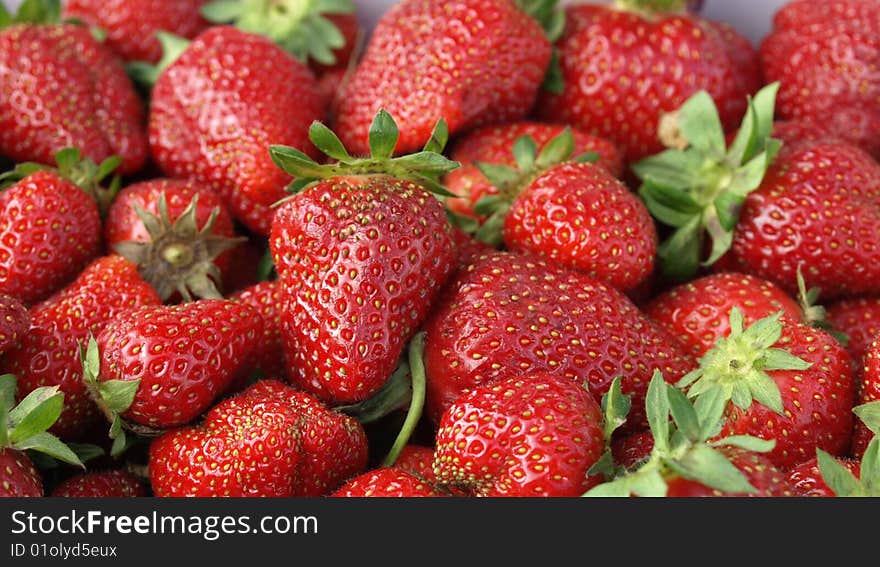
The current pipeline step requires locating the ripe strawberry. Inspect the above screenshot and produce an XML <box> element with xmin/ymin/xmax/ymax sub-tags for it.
<box><xmin>105</xmin><ymin>178</ymin><xmax>243</xmax><ymax>301</ymax></box>
<box><xmin>331</xmin><ymin>468</ymin><xmax>444</xmax><ymax>497</ymax></box>
<box><xmin>708</xmin><ymin>20</ymin><xmax>763</xmax><ymax>103</ymax></box>
<box><xmin>678</xmin><ymin>309</ymin><xmax>855</xmax><ymax>469</ymax></box>
<box><xmin>537</xmin><ymin>0</ymin><xmax>750</xmax><ymax>163</ymax></box>
<box><xmin>393</xmin><ymin>445</ymin><xmax>438</xmax><ymax>484</ymax></box>
<box><xmin>268</xmin><ymin>111</ymin><xmax>458</xmax><ymax>404</ymax></box>
<box><xmin>148</xmin><ymin>26</ymin><xmax>325</xmax><ymax>235</ymax></box>
<box><xmin>443</xmin><ymin>121</ymin><xmax>623</xmax><ymax>222</ymax></box>
<box><xmin>826</xmin><ymin>297</ymin><xmax>880</xmax><ymax>365</ymax></box>
<box><xmin>422</xmin><ymin>250</ymin><xmax>695</xmax><ymax>428</ymax></box>
<box><xmin>89</xmin><ymin>299</ymin><xmax>263</xmax><ymax>431</ymax></box>
<box><xmin>786</xmin><ymin>456</ymin><xmax>860</xmax><ymax>497</ymax></box>
<box><xmin>0</xmin><ymin>294</ymin><xmax>29</xmax><ymax>356</ymax></box>
<box><xmin>433</xmin><ymin>372</ymin><xmax>604</xmax><ymax>497</ymax></box>
<box><xmin>3</xmin><ymin>256</ymin><xmax>162</xmax><ymax>439</ymax></box>
<box><xmin>0</xmin><ymin>448</ymin><xmax>43</xmax><ymax>497</ymax></box>
<box><xmin>645</xmin><ymin>272</ymin><xmax>802</xmax><ymax>357</ymax></box>
<box><xmin>335</xmin><ymin>0</ymin><xmax>555</xmax><ymax>156</ymax></box>
<box><xmin>759</xmin><ymin>0</ymin><xmax>880</xmax><ymax>159</ymax></box>
<box><xmin>51</xmin><ymin>469</ymin><xmax>146</xmax><ymax>497</ymax></box>
<box><xmin>149</xmin><ymin>379</ymin><xmax>367</xmax><ymax>497</ymax></box>
<box><xmin>63</xmin><ymin>0</ymin><xmax>210</xmax><ymax>63</ymax></box>
<box><xmin>853</xmin><ymin>342</ymin><xmax>880</xmax><ymax>458</ymax></box>
<box><xmin>229</xmin><ymin>281</ymin><xmax>287</xmax><ymax>381</ymax></box>
<box><xmin>0</xmin><ymin>10</ymin><xmax>147</xmax><ymax>175</ymax></box>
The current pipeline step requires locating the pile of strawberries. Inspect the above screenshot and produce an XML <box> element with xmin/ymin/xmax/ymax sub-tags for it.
<box><xmin>1</xmin><ymin>0</ymin><xmax>879</xmax><ymax>498</ymax></box>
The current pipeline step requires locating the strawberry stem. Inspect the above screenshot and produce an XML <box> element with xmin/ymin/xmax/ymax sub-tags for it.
<box><xmin>381</xmin><ymin>332</ymin><xmax>427</xmax><ymax>467</ymax></box>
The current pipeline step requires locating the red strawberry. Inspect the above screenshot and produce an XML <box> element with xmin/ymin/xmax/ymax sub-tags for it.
<box><xmin>433</xmin><ymin>372</ymin><xmax>604</xmax><ymax>497</ymax></box>
<box><xmin>853</xmin><ymin>341</ymin><xmax>880</xmax><ymax>458</ymax></box>
<box><xmin>0</xmin><ymin>170</ymin><xmax>101</xmax><ymax>305</ymax></box>
<box><xmin>786</xmin><ymin>456</ymin><xmax>860</xmax><ymax>497</ymax></box>
<box><xmin>229</xmin><ymin>281</ymin><xmax>287</xmax><ymax>381</ymax></box>
<box><xmin>0</xmin><ymin>448</ymin><xmax>43</xmax><ymax>497</ymax></box>
<box><xmin>538</xmin><ymin>1</ymin><xmax>749</xmax><ymax>163</ymax></box>
<box><xmin>335</xmin><ymin>0</ymin><xmax>554</xmax><ymax>156</ymax></box>
<box><xmin>708</xmin><ymin>20</ymin><xmax>763</xmax><ymax>101</ymax></box>
<box><xmin>331</xmin><ymin>468</ymin><xmax>444</xmax><ymax>497</ymax></box>
<box><xmin>443</xmin><ymin>122</ymin><xmax>623</xmax><ymax>222</ymax></box>
<box><xmin>393</xmin><ymin>445</ymin><xmax>439</xmax><ymax>484</ymax></box>
<box><xmin>148</xmin><ymin>26</ymin><xmax>325</xmax><ymax>235</ymax></box>
<box><xmin>0</xmin><ymin>16</ymin><xmax>147</xmax><ymax>175</ymax></box>
<box><xmin>759</xmin><ymin>0</ymin><xmax>880</xmax><ymax>159</ymax></box>
<box><xmin>51</xmin><ymin>469</ymin><xmax>146</xmax><ymax>497</ymax></box>
<box><xmin>3</xmin><ymin>255</ymin><xmax>162</xmax><ymax>439</ymax></box>
<box><xmin>63</xmin><ymin>0</ymin><xmax>210</xmax><ymax>63</ymax></box>
<box><xmin>0</xmin><ymin>294</ymin><xmax>29</xmax><ymax>356</ymax></box>
<box><xmin>268</xmin><ymin>110</ymin><xmax>458</xmax><ymax>404</ymax></box>
<box><xmin>422</xmin><ymin>250</ymin><xmax>695</xmax><ymax>428</ymax></box>
<box><xmin>826</xmin><ymin>297</ymin><xmax>880</xmax><ymax>365</ymax></box>
<box><xmin>104</xmin><ymin>178</ymin><xmax>243</xmax><ymax>301</ymax></box>
<box><xmin>664</xmin><ymin>449</ymin><xmax>792</xmax><ymax>497</ymax></box>
<box><xmin>90</xmin><ymin>299</ymin><xmax>263</xmax><ymax>430</ymax></box>
<box><xmin>645</xmin><ymin>272</ymin><xmax>802</xmax><ymax>357</ymax></box>
<box><xmin>450</xmin><ymin>225</ymin><xmax>494</xmax><ymax>271</ymax></box>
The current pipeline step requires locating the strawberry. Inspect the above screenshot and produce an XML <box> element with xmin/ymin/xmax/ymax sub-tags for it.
<box><xmin>393</xmin><ymin>445</ymin><xmax>438</xmax><ymax>484</ymax></box>
<box><xmin>645</xmin><ymin>272</ymin><xmax>802</xmax><ymax>357</ymax></box>
<box><xmin>708</xmin><ymin>20</ymin><xmax>763</xmax><ymax>103</ymax></box>
<box><xmin>51</xmin><ymin>469</ymin><xmax>146</xmax><ymax>497</ymax></box>
<box><xmin>586</xmin><ymin>372</ymin><xmax>792</xmax><ymax>497</ymax></box>
<box><xmin>63</xmin><ymin>0</ymin><xmax>210</xmax><ymax>63</ymax></box>
<box><xmin>422</xmin><ymin>250</ymin><xmax>695</xmax><ymax>428</ymax></box>
<box><xmin>826</xmin><ymin>297</ymin><xmax>880</xmax><ymax>365</ymax></box>
<box><xmin>149</xmin><ymin>379</ymin><xmax>367</xmax><ymax>497</ymax></box>
<box><xmin>334</xmin><ymin>0</ymin><xmax>556</xmax><ymax>156</ymax></box>
<box><xmin>677</xmin><ymin>308</ymin><xmax>855</xmax><ymax>469</ymax></box>
<box><xmin>853</xmin><ymin>342</ymin><xmax>880</xmax><ymax>458</ymax></box>
<box><xmin>0</xmin><ymin>6</ymin><xmax>147</xmax><ymax>175</ymax></box>
<box><xmin>105</xmin><ymin>178</ymin><xmax>243</xmax><ymax>301</ymax></box>
<box><xmin>229</xmin><ymin>281</ymin><xmax>287</xmax><ymax>381</ymax></box>
<box><xmin>2</xmin><ymin>255</ymin><xmax>161</xmax><ymax>439</ymax></box>
<box><xmin>465</xmin><ymin>128</ymin><xmax>657</xmax><ymax>292</ymax></box>
<box><xmin>759</xmin><ymin>0</ymin><xmax>880</xmax><ymax>159</ymax></box>
<box><xmin>786</xmin><ymin>456</ymin><xmax>860</xmax><ymax>497</ymax></box>
<box><xmin>0</xmin><ymin>374</ymin><xmax>88</xmax><ymax>497</ymax></box>
<box><xmin>433</xmin><ymin>372</ymin><xmax>604</xmax><ymax>497</ymax></box>
<box><xmin>331</xmin><ymin>468</ymin><xmax>444</xmax><ymax>497</ymax></box>
<box><xmin>537</xmin><ymin>0</ymin><xmax>750</xmax><ymax>164</ymax></box>
<box><xmin>87</xmin><ymin>299</ymin><xmax>263</xmax><ymax>437</ymax></box>
<box><xmin>268</xmin><ymin>110</ymin><xmax>458</xmax><ymax>404</ymax></box>
<box><xmin>0</xmin><ymin>294</ymin><xmax>29</xmax><ymax>356</ymax></box>
<box><xmin>147</xmin><ymin>26</ymin><xmax>325</xmax><ymax>235</ymax></box>
<box><xmin>443</xmin><ymin>121</ymin><xmax>623</xmax><ymax>223</ymax></box>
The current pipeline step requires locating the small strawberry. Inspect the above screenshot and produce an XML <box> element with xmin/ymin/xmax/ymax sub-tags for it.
<box><xmin>229</xmin><ymin>281</ymin><xmax>287</xmax><ymax>381</ymax></box>
<box><xmin>422</xmin><ymin>250</ymin><xmax>695</xmax><ymax>429</ymax></box>
<box><xmin>432</xmin><ymin>372</ymin><xmax>604</xmax><ymax>497</ymax></box>
<box><xmin>825</xmin><ymin>297</ymin><xmax>880</xmax><ymax>366</ymax></box>
<box><xmin>393</xmin><ymin>445</ymin><xmax>437</xmax><ymax>484</ymax></box>
<box><xmin>786</xmin><ymin>456</ymin><xmax>860</xmax><ymax>497</ymax></box>
<box><xmin>0</xmin><ymin>4</ymin><xmax>147</xmax><ymax>174</ymax></box>
<box><xmin>645</xmin><ymin>272</ymin><xmax>802</xmax><ymax>357</ymax></box>
<box><xmin>331</xmin><ymin>468</ymin><xmax>444</xmax><ymax>498</ymax></box>
<box><xmin>2</xmin><ymin>255</ymin><xmax>162</xmax><ymax>439</ymax></box>
<box><xmin>268</xmin><ymin>110</ymin><xmax>458</xmax><ymax>404</ymax></box>
<box><xmin>51</xmin><ymin>469</ymin><xmax>146</xmax><ymax>497</ymax></box>
<box><xmin>0</xmin><ymin>373</ymin><xmax>87</xmax><ymax>497</ymax></box>
<box><xmin>853</xmin><ymin>343</ymin><xmax>880</xmax><ymax>458</ymax></box>
<box><xmin>335</xmin><ymin>0</ymin><xmax>558</xmax><ymax>156</ymax></box>
<box><xmin>0</xmin><ymin>295</ymin><xmax>29</xmax><ymax>356</ymax></box>
<box><xmin>443</xmin><ymin>121</ymin><xmax>623</xmax><ymax>223</ymax></box>
<box><xmin>63</xmin><ymin>0</ymin><xmax>210</xmax><ymax>63</ymax></box>
<box><xmin>146</xmin><ymin>26</ymin><xmax>326</xmax><ymax>235</ymax></box>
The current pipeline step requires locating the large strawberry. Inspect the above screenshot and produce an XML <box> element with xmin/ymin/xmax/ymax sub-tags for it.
<box><xmin>63</xmin><ymin>0</ymin><xmax>210</xmax><ymax>63</ymax></box>
<box><xmin>268</xmin><ymin>110</ymin><xmax>458</xmax><ymax>404</ymax></box>
<box><xmin>51</xmin><ymin>469</ymin><xmax>146</xmax><ymax>497</ymax></box>
<box><xmin>537</xmin><ymin>0</ymin><xmax>751</xmax><ymax>163</ymax></box>
<box><xmin>0</xmin><ymin>295</ymin><xmax>29</xmax><ymax>356</ymax></box>
<box><xmin>443</xmin><ymin>121</ymin><xmax>623</xmax><ymax>223</ymax></box>
<box><xmin>422</xmin><ymin>250</ymin><xmax>695</xmax><ymax>428</ymax></box>
<box><xmin>2</xmin><ymin>255</ymin><xmax>162</xmax><ymax>439</ymax></box>
<box><xmin>0</xmin><ymin>4</ymin><xmax>147</xmax><ymax>175</ymax></box>
<box><xmin>432</xmin><ymin>372</ymin><xmax>604</xmax><ymax>497</ymax></box>
<box><xmin>334</xmin><ymin>0</ymin><xmax>558</xmax><ymax>156</ymax></box>
<box><xmin>0</xmin><ymin>374</ymin><xmax>87</xmax><ymax>497</ymax></box>
<box><xmin>759</xmin><ymin>0</ymin><xmax>880</xmax><ymax>159</ymax></box>
<box><xmin>146</xmin><ymin>26</ymin><xmax>325</xmax><ymax>235</ymax></box>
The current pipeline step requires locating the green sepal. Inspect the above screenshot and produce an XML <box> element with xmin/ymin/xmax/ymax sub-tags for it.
<box><xmin>369</xmin><ymin>109</ymin><xmax>399</xmax><ymax>160</ymax></box>
<box><xmin>541</xmin><ymin>49</ymin><xmax>564</xmax><ymax>94</ymax></box>
<box><xmin>515</xmin><ymin>0</ymin><xmax>564</xmax><ymax>40</ymax></box>
<box><xmin>17</xmin><ymin>432</ymin><xmax>83</xmax><ymax>468</ymax></box>
<box><xmin>710</xmin><ymin>435</ymin><xmax>775</xmax><ymax>453</ymax></box>
<box><xmin>68</xmin><ymin>443</ymin><xmax>106</xmax><ymax>463</ymax></box>
<box><xmin>309</xmin><ymin>121</ymin><xmax>353</xmax><ymax>162</ymax></box>
<box><xmin>854</xmin><ymin>401</ymin><xmax>880</xmax><ymax>437</ymax></box>
<box><xmin>600</xmin><ymin>376</ymin><xmax>631</xmax><ymax>443</ymax></box>
<box><xmin>817</xmin><ymin>449</ymin><xmax>861</xmax><ymax>496</ymax></box>
<box><xmin>674</xmin><ymin>91</ymin><xmax>726</xmax><ymax>162</ymax></box>
<box><xmin>662</xmin><ymin>443</ymin><xmax>757</xmax><ymax>494</ymax></box>
<box><xmin>423</xmin><ymin>119</ymin><xmax>450</xmax><ymax>155</ymax></box>
<box><xmin>127</xmin><ymin>31</ymin><xmax>191</xmax><ymax>88</ymax></box>
<box><xmin>645</xmin><ymin>371</ymin><xmax>670</xmax><ymax>453</ymax></box>
<box><xmin>8</xmin><ymin>386</ymin><xmax>64</xmax><ymax>445</ymax></box>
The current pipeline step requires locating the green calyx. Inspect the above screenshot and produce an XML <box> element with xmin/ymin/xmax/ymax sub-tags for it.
<box><xmin>613</xmin><ymin>0</ymin><xmax>690</xmax><ymax>15</ymax></box>
<box><xmin>269</xmin><ymin>109</ymin><xmax>460</xmax><ymax>202</ymax></box>
<box><xmin>796</xmin><ymin>265</ymin><xmax>849</xmax><ymax>346</ymax></box>
<box><xmin>0</xmin><ymin>373</ymin><xmax>85</xmax><ymax>468</ymax></box>
<box><xmin>471</xmin><ymin>128</ymin><xmax>599</xmax><ymax>247</ymax></box>
<box><xmin>127</xmin><ymin>31</ymin><xmax>191</xmax><ymax>87</ymax></box>
<box><xmin>0</xmin><ymin>147</ymin><xmax>121</xmax><ymax>217</ymax></box>
<box><xmin>817</xmin><ymin>401</ymin><xmax>880</xmax><ymax>496</ymax></box>
<box><xmin>584</xmin><ymin>371</ymin><xmax>775</xmax><ymax>497</ymax></box>
<box><xmin>201</xmin><ymin>0</ymin><xmax>357</xmax><ymax>66</ymax></box>
<box><xmin>633</xmin><ymin>82</ymin><xmax>782</xmax><ymax>283</ymax></box>
<box><xmin>112</xmin><ymin>192</ymin><xmax>245</xmax><ymax>302</ymax></box>
<box><xmin>677</xmin><ymin>307</ymin><xmax>811</xmax><ymax>417</ymax></box>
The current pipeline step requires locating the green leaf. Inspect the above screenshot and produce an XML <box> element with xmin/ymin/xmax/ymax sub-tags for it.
<box><xmin>727</xmin><ymin>151</ymin><xmax>771</xmax><ymax>198</ymax></box>
<box><xmin>99</xmin><ymin>380</ymin><xmax>141</xmax><ymax>414</ymax></box>
<box><xmin>309</xmin><ymin>122</ymin><xmax>352</xmax><ymax>162</ymax></box>
<box><xmin>711</xmin><ymin>435</ymin><xmax>776</xmax><ymax>453</ymax></box>
<box><xmin>68</xmin><ymin>443</ymin><xmax>106</xmax><ymax>463</ymax></box>
<box><xmin>817</xmin><ymin>449</ymin><xmax>861</xmax><ymax>497</ymax></box>
<box><xmin>666</xmin><ymin>384</ymin><xmax>700</xmax><ymax>441</ymax></box>
<box><xmin>80</xmin><ymin>335</ymin><xmax>101</xmax><ymax>386</ymax></box>
<box><xmin>586</xmin><ymin>451</ymin><xmax>616</xmax><ymax>479</ymax></box>
<box><xmin>368</xmin><ymin>109</ymin><xmax>400</xmax><ymax>160</ymax></box>
<box><xmin>536</xmin><ymin>127</ymin><xmax>575</xmax><ymax>169</ymax></box>
<box><xmin>763</xmin><ymin>348</ymin><xmax>812</xmax><ymax>371</ymax></box>
<box><xmin>645</xmin><ymin>371</ymin><xmax>670</xmax><ymax>453</ymax></box>
<box><xmin>111</xmin><ymin>429</ymin><xmax>128</xmax><ymax>458</ymax></box>
<box><xmin>668</xmin><ymin>444</ymin><xmax>756</xmax><ymax>494</ymax></box>
<box><xmin>199</xmin><ymin>0</ymin><xmax>244</xmax><ymax>22</ymax></box>
<box><xmin>391</xmin><ymin>152</ymin><xmax>461</xmax><ymax>176</ymax></box>
<box><xmin>475</xmin><ymin>162</ymin><xmax>520</xmax><ymax>191</ymax></box>
<box><xmin>573</xmin><ymin>151</ymin><xmax>600</xmax><ymax>164</ymax></box>
<box><xmin>9</xmin><ymin>389</ymin><xmax>64</xmax><ymax>444</ymax></box>
<box><xmin>15</xmin><ymin>0</ymin><xmax>61</xmax><ymax>24</ymax></box>
<box><xmin>657</xmin><ymin>217</ymin><xmax>702</xmax><ymax>282</ymax></box>
<box><xmin>676</xmin><ymin>91</ymin><xmax>726</xmax><ymax>161</ymax></box>
<box><xmin>54</xmin><ymin>147</ymin><xmax>81</xmax><ymax>171</ymax></box>
<box><xmin>860</xmin><ymin>438</ymin><xmax>879</xmax><ymax>492</ymax></box>
<box><xmin>17</xmin><ymin>432</ymin><xmax>83</xmax><ymax>468</ymax></box>
<box><xmin>541</xmin><ymin>49</ymin><xmax>564</xmax><ymax>94</ymax></box>
<box><xmin>601</xmin><ymin>376</ymin><xmax>631</xmax><ymax>442</ymax></box>
<box><xmin>257</xmin><ymin>248</ymin><xmax>276</xmax><ymax>282</ymax></box>
<box><xmin>694</xmin><ymin>385</ymin><xmax>728</xmax><ymax>440</ymax></box>
<box><xmin>8</xmin><ymin>386</ymin><xmax>61</xmax><ymax>428</ymax></box>
<box><xmin>474</xmin><ymin>208</ymin><xmax>508</xmax><ymax>248</ymax></box>
<box><xmin>632</xmin><ymin>148</ymin><xmax>702</xmax><ymax>189</ymax></box>
<box><xmin>512</xmin><ymin>135</ymin><xmax>538</xmax><ymax>173</ymax></box>
<box><xmin>702</xmin><ymin>212</ymin><xmax>734</xmax><ymax>267</ymax></box>
<box><xmin>269</xmin><ymin>145</ymin><xmax>327</xmax><ymax>178</ymax></box>
<box><xmin>743</xmin><ymin>311</ymin><xmax>783</xmax><ymax>348</ymax></box>
<box><xmin>712</xmin><ymin>191</ymin><xmax>743</xmax><ymax>232</ymax></box>
<box><xmin>638</xmin><ymin>179</ymin><xmax>702</xmax><ymax>228</ymax></box>
<box><xmin>0</xmin><ymin>374</ymin><xmax>16</xmax><ymax>414</ymax></box>
<box><xmin>423</xmin><ymin>120</ymin><xmax>450</xmax><ymax>154</ymax></box>
<box><xmin>747</xmin><ymin>371</ymin><xmax>784</xmax><ymax>416</ymax></box>
<box><xmin>627</xmin><ymin>469</ymin><xmax>669</xmax><ymax>497</ymax></box>
<box><xmin>582</xmin><ymin>478</ymin><xmax>634</xmax><ymax>497</ymax></box>
<box><xmin>854</xmin><ymin>401</ymin><xmax>880</xmax><ymax>436</ymax></box>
